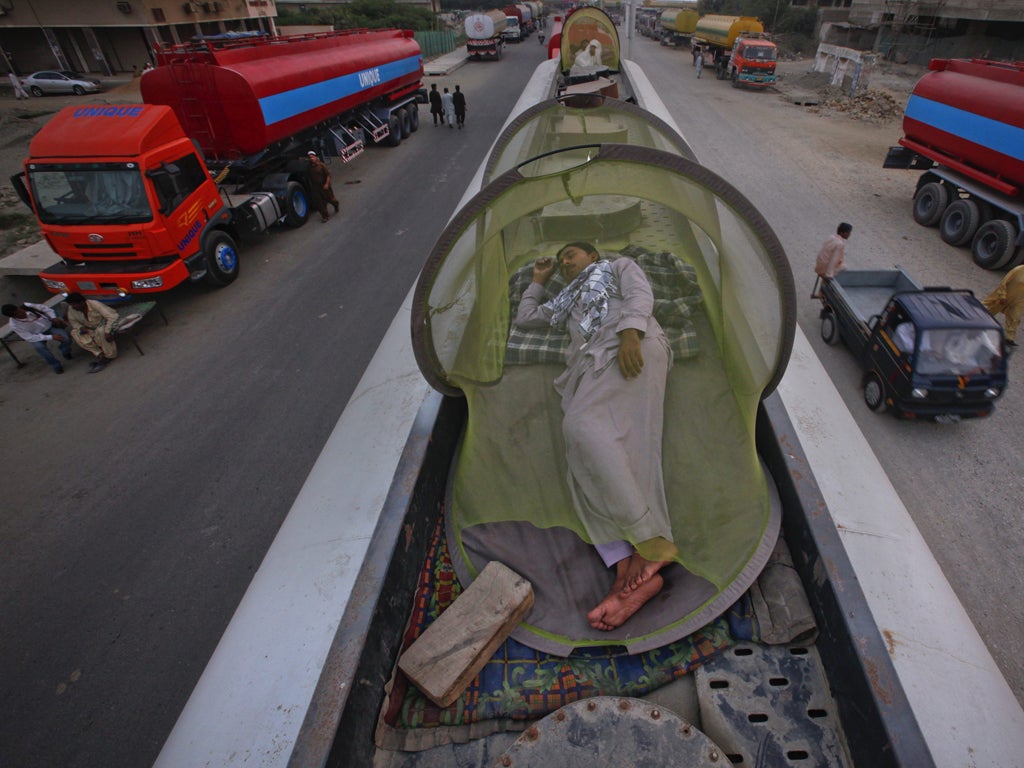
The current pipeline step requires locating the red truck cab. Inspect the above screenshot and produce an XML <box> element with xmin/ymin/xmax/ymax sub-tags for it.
<box><xmin>730</xmin><ymin>37</ymin><xmax>777</xmax><ymax>87</ymax></box>
<box><xmin>13</xmin><ymin>105</ymin><xmax>236</xmax><ymax>295</ymax></box>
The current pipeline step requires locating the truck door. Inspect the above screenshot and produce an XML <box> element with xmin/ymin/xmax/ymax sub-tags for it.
<box><xmin>874</xmin><ymin>302</ymin><xmax>914</xmax><ymax>394</ymax></box>
<box><xmin>147</xmin><ymin>152</ymin><xmax>218</xmax><ymax>257</ymax></box>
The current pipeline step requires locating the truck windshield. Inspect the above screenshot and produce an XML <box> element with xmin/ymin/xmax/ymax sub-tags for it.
<box><xmin>742</xmin><ymin>45</ymin><xmax>777</xmax><ymax>61</ymax></box>
<box><xmin>28</xmin><ymin>164</ymin><xmax>152</xmax><ymax>225</ymax></box>
<box><xmin>916</xmin><ymin>328</ymin><xmax>1003</xmax><ymax>376</ymax></box>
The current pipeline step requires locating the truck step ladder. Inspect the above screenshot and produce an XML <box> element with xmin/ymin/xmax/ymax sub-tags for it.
<box><xmin>328</xmin><ymin>125</ymin><xmax>365</xmax><ymax>163</ymax></box>
<box><xmin>355</xmin><ymin>108</ymin><xmax>389</xmax><ymax>144</ymax></box>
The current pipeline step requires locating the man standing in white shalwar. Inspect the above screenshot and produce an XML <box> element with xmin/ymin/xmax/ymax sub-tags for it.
<box><xmin>515</xmin><ymin>242</ymin><xmax>677</xmax><ymax>631</ymax></box>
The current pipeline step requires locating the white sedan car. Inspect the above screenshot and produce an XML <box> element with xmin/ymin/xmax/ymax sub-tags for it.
<box><xmin>22</xmin><ymin>70</ymin><xmax>103</xmax><ymax>96</ymax></box>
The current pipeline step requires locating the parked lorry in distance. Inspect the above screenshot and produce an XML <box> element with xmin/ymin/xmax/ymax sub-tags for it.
<box><xmin>883</xmin><ymin>58</ymin><xmax>1024</xmax><ymax>271</ymax></box>
<box><xmin>10</xmin><ymin>30</ymin><xmax>425</xmax><ymax>297</ymax></box>
<box><xmin>658</xmin><ymin>8</ymin><xmax>699</xmax><ymax>47</ymax></box>
<box><xmin>636</xmin><ymin>6</ymin><xmax>660</xmax><ymax>38</ymax></box>
<box><xmin>502</xmin><ymin>5</ymin><xmax>525</xmax><ymax>41</ymax></box>
<box><xmin>465</xmin><ymin>10</ymin><xmax>507</xmax><ymax>59</ymax></box>
<box><xmin>516</xmin><ymin>2</ymin><xmax>535</xmax><ymax>34</ymax></box>
<box><xmin>815</xmin><ymin>269</ymin><xmax>1006</xmax><ymax>420</ymax></box>
<box><xmin>692</xmin><ymin>15</ymin><xmax>777</xmax><ymax>88</ymax></box>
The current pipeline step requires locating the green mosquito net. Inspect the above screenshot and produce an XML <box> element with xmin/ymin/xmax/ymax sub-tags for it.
<box><xmin>412</xmin><ymin>142</ymin><xmax>795</xmax><ymax>650</ymax></box>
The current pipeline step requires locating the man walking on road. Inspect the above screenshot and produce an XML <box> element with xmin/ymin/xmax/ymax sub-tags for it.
<box><xmin>307</xmin><ymin>151</ymin><xmax>338</xmax><ymax>223</ymax></box>
<box><xmin>429</xmin><ymin>83</ymin><xmax>443</xmax><ymax>127</ymax></box>
<box><xmin>441</xmin><ymin>87</ymin><xmax>455</xmax><ymax>129</ymax></box>
<box><xmin>453</xmin><ymin>85</ymin><xmax>467</xmax><ymax>129</ymax></box>
<box><xmin>982</xmin><ymin>264</ymin><xmax>1024</xmax><ymax>347</ymax></box>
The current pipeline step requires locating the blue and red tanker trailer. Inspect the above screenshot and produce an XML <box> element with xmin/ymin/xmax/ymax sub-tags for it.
<box><xmin>884</xmin><ymin>58</ymin><xmax>1024</xmax><ymax>270</ymax></box>
<box><xmin>11</xmin><ymin>29</ymin><xmax>425</xmax><ymax>297</ymax></box>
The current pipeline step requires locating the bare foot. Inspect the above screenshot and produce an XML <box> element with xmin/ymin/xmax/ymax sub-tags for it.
<box><xmin>622</xmin><ymin>552</ymin><xmax>672</xmax><ymax>593</ymax></box>
<box><xmin>587</xmin><ymin>573</ymin><xmax>664</xmax><ymax>631</ymax></box>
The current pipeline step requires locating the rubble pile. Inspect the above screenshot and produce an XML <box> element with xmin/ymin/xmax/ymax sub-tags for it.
<box><xmin>810</xmin><ymin>89</ymin><xmax>906</xmax><ymax>124</ymax></box>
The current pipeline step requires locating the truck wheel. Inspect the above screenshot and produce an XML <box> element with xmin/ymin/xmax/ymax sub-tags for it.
<box><xmin>913</xmin><ymin>182</ymin><xmax>948</xmax><ymax>227</ymax></box>
<box><xmin>408</xmin><ymin>104</ymin><xmax>419</xmax><ymax>132</ymax></box>
<box><xmin>1004</xmin><ymin>246</ymin><xmax>1024</xmax><ymax>270</ymax></box>
<box><xmin>864</xmin><ymin>372</ymin><xmax>887</xmax><ymax>413</ymax></box>
<box><xmin>939</xmin><ymin>199</ymin><xmax>982</xmax><ymax>247</ymax></box>
<box><xmin>283</xmin><ymin>180</ymin><xmax>309</xmax><ymax>228</ymax></box>
<box><xmin>203</xmin><ymin>231</ymin><xmax>239</xmax><ymax>287</ymax></box>
<box><xmin>820</xmin><ymin>310</ymin><xmax>839</xmax><ymax>345</ymax></box>
<box><xmin>398</xmin><ymin>108</ymin><xmax>412</xmax><ymax>139</ymax></box>
<box><xmin>971</xmin><ymin>219</ymin><xmax>1018</xmax><ymax>270</ymax></box>
<box><xmin>731</xmin><ymin>71</ymin><xmax>739</xmax><ymax>88</ymax></box>
<box><xmin>385</xmin><ymin>113</ymin><xmax>402</xmax><ymax>147</ymax></box>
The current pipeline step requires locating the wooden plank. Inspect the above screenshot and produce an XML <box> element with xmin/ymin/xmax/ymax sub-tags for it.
<box><xmin>398</xmin><ymin>560</ymin><xmax>534</xmax><ymax>708</ymax></box>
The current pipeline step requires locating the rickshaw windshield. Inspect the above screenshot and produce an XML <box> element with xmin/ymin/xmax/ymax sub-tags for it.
<box><xmin>916</xmin><ymin>328</ymin><xmax>1003</xmax><ymax>376</ymax></box>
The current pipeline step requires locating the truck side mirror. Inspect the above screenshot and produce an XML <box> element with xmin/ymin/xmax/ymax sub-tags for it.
<box><xmin>9</xmin><ymin>172</ymin><xmax>32</xmax><ymax>208</ymax></box>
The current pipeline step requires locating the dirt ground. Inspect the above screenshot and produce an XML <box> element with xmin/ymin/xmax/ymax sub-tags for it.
<box><xmin>0</xmin><ymin>59</ymin><xmax>925</xmax><ymax>286</ymax></box>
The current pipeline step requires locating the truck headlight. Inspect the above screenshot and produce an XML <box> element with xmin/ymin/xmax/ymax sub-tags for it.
<box><xmin>42</xmin><ymin>278</ymin><xmax>68</xmax><ymax>291</ymax></box>
<box><xmin>911</xmin><ymin>388</ymin><xmax>928</xmax><ymax>399</ymax></box>
<box><xmin>131</xmin><ymin>277</ymin><xmax>164</xmax><ymax>289</ymax></box>
<box><xmin>985</xmin><ymin>388</ymin><xmax>1001</xmax><ymax>398</ymax></box>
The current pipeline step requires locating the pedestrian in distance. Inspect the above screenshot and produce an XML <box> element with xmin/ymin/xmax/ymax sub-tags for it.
<box><xmin>982</xmin><ymin>263</ymin><xmax>1024</xmax><ymax>347</ymax></box>
<box><xmin>441</xmin><ymin>87</ymin><xmax>455</xmax><ymax>129</ymax></box>
<box><xmin>429</xmin><ymin>83</ymin><xmax>443</xmax><ymax>127</ymax></box>
<box><xmin>814</xmin><ymin>222</ymin><xmax>852</xmax><ymax>280</ymax></box>
<box><xmin>695</xmin><ymin>50</ymin><xmax>703</xmax><ymax>79</ymax></box>
<box><xmin>2</xmin><ymin>302</ymin><xmax>73</xmax><ymax>374</ymax></box>
<box><xmin>307</xmin><ymin>151</ymin><xmax>338</xmax><ymax>223</ymax></box>
<box><xmin>65</xmin><ymin>293</ymin><xmax>119</xmax><ymax>373</ymax></box>
<box><xmin>8</xmin><ymin>71</ymin><xmax>29</xmax><ymax>100</ymax></box>
<box><xmin>452</xmin><ymin>84</ymin><xmax>467</xmax><ymax>130</ymax></box>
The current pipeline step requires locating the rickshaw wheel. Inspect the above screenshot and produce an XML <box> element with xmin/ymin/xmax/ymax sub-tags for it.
<box><xmin>864</xmin><ymin>372</ymin><xmax>887</xmax><ymax>412</ymax></box>
<box><xmin>820</xmin><ymin>310</ymin><xmax>839</xmax><ymax>345</ymax></box>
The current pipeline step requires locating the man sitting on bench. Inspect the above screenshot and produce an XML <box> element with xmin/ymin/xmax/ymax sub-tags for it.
<box><xmin>2</xmin><ymin>302</ymin><xmax>74</xmax><ymax>375</ymax></box>
<box><xmin>66</xmin><ymin>293</ymin><xmax>119</xmax><ymax>374</ymax></box>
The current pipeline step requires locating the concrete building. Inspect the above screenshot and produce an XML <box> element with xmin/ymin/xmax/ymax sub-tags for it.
<box><xmin>0</xmin><ymin>0</ymin><xmax>279</xmax><ymax>76</ymax></box>
<box><xmin>821</xmin><ymin>0</ymin><xmax>1024</xmax><ymax>63</ymax></box>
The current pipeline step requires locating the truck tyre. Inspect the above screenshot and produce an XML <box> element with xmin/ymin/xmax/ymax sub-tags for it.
<box><xmin>203</xmin><ymin>231</ymin><xmax>239</xmax><ymax>287</ymax></box>
<box><xmin>398</xmin><ymin>108</ymin><xmax>412</xmax><ymax>139</ymax></box>
<box><xmin>939</xmin><ymin>199</ymin><xmax>982</xmax><ymax>247</ymax></box>
<box><xmin>820</xmin><ymin>310</ymin><xmax>839</xmax><ymax>345</ymax></box>
<box><xmin>913</xmin><ymin>181</ymin><xmax>948</xmax><ymax>227</ymax></box>
<box><xmin>731</xmin><ymin>71</ymin><xmax>739</xmax><ymax>88</ymax></box>
<box><xmin>971</xmin><ymin>219</ymin><xmax>1018</xmax><ymax>270</ymax></box>
<box><xmin>408</xmin><ymin>104</ymin><xmax>419</xmax><ymax>132</ymax></box>
<box><xmin>385</xmin><ymin>113</ymin><xmax>402</xmax><ymax>147</ymax></box>
<box><xmin>864</xmin><ymin>372</ymin><xmax>887</xmax><ymax>413</ymax></box>
<box><xmin>283</xmin><ymin>180</ymin><xmax>309</xmax><ymax>228</ymax></box>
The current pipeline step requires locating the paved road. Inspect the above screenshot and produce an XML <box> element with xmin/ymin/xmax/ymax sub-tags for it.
<box><xmin>622</xmin><ymin>34</ymin><xmax>1024</xmax><ymax>704</ymax></box>
<box><xmin>0</xmin><ymin>43</ymin><xmax>544</xmax><ymax>768</ymax></box>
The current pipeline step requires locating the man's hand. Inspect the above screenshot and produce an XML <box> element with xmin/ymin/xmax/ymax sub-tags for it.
<box><xmin>104</xmin><ymin>333</ymin><xmax>114</xmax><ymax>342</ymax></box>
<box><xmin>52</xmin><ymin>318</ymin><xmax>67</xmax><ymax>328</ymax></box>
<box><xmin>617</xmin><ymin>328</ymin><xmax>644</xmax><ymax>378</ymax></box>
<box><xmin>532</xmin><ymin>257</ymin><xmax>556</xmax><ymax>284</ymax></box>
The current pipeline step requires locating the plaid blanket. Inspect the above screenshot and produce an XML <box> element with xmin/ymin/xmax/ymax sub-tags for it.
<box><xmin>505</xmin><ymin>245</ymin><xmax>702</xmax><ymax>366</ymax></box>
<box><xmin>377</xmin><ymin>513</ymin><xmax>758</xmax><ymax>748</ymax></box>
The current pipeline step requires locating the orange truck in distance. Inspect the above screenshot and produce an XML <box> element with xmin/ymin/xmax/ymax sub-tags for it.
<box><xmin>692</xmin><ymin>15</ymin><xmax>777</xmax><ymax>88</ymax></box>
